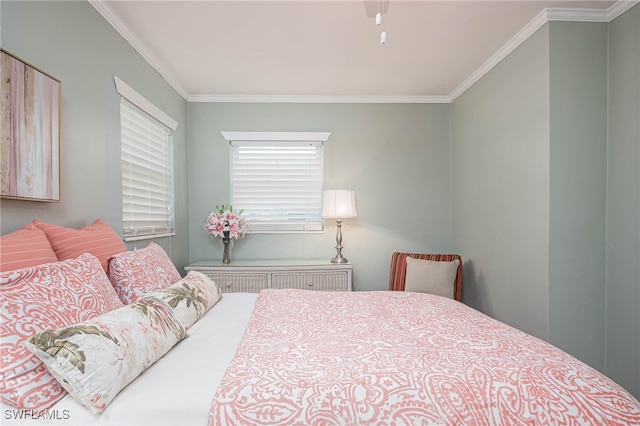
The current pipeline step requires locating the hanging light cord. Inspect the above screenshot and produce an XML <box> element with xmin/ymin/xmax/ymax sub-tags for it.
<box><xmin>376</xmin><ymin>0</ymin><xmax>387</xmax><ymax>44</ymax></box>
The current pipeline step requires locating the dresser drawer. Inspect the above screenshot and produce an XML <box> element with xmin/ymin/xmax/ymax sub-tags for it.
<box><xmin>271</xmin><ymin>272</ymin><xmax>350</xmax><ymax>292</ymax></box>
<box><xmin>205</xmin><ymin>273</ymin><xmax>268</xmax><ymax>293</ymax></box>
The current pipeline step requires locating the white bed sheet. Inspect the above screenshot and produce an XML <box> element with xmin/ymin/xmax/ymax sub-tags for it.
<box><xmin>2</xmin><ymin>293</ymin><xmax>258</xmax><ymax>426</ymax></box>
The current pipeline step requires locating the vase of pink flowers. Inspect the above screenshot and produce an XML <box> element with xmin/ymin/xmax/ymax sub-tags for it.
<box><xmin>203</xmin><ymin>205</ymin><xmax>248</xmax><ymax>264</ymax></box>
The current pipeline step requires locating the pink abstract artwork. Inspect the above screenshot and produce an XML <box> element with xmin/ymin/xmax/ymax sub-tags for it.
<box><xmin>1</xmin><ymin>49</ymin><xmax>60</xmax><ymax>202</ymax></box>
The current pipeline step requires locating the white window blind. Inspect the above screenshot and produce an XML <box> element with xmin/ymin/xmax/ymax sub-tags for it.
<box><xmin>120</xmin><ymin>100</ymin><xmax>175</xmax><ymax>240</ymax></box>
<box><xmin>230</xmin><ymin>139</ymin><xmax>324</xmax><ymax>233</ymax></box>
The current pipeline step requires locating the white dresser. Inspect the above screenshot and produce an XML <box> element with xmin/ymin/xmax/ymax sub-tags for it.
<box><xmin>185</xmin><ymin>259</ymin><xmax>353</xmax><ymax>293</ymax></box>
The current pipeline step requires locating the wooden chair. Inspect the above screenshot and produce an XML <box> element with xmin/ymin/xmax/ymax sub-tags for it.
<box><xmin>388</xmin><ymin>252</ymin><xmax>463</xmax><ymax>301</ymax></box>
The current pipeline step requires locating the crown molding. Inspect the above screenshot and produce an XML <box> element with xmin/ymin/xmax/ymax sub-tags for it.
<box><xmin>92</xmin><ymin>0</ymin><xmax>637</xmax><ymax>105</ymax></box>
<box><xmin>88</xmin><ymin>0</ymin><xmax>190</xmax><ymax>101</ymax></box>
<box><xmin>450</xmin><ymin>0</ymin><xmax>637</xmax><ymax>102</ymax></box>
<box><xmin>91</xmin><ymin>0</ymin><xmax>448</xmax><ymax>104</ymax></box>
<box><xmin>608</xmin><ymin>0</ymin><xmax>640</xmax><ymax>20</ymax></box>
<box><xmin>449</xmin><ymin>8</ymin><xmax>549</xmax><ymax>101</ymax></box>
<box><xmin>546</xmin><ymin>7</ymin><xmax>609</xmax><ymax>22</ymax></box>
<box><xmin>189</xmin><ymin>94</ymin><xmax>452</xmax><ymax>104</ymax></box>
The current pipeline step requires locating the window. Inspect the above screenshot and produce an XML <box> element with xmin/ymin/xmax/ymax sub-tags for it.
<box><xmin>223</xmin><ymin>132</ymin><xmax>330</xmax><ymax>233</ymax></box>
<box><xmin>116</xmin><ymin>77</ymin><xmax>178</xmax><ymax>241</ymax></box>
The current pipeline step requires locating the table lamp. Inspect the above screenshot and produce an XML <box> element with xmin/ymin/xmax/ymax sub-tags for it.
<box><xmin>322</xmin><ymin>189</ymin><xmax>357</xmax><ymax>263</ymax></box>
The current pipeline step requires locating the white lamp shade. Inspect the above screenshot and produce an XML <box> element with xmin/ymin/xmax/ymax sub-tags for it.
<box><xmin>322</xmin><ymin>190</ymin><xmax>357</xmax><ymax>219</ymax></box>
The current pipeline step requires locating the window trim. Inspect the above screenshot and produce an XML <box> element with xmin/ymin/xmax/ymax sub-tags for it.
<box><xmin>222</xmin><ymin>131</ymin><xmax>330</xmax><ymax>142</ymax></box>
<box><xmin>116</xmin><ymin>76</ymin><xmax>178</xmax><ymax>241</ymax></box>
<box><xmin>114</xmin><ymin>76</ymin><xmax>178</xmax><ymax>131</ymax></box>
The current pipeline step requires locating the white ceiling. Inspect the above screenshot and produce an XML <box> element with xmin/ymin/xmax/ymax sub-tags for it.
<box><xmin>92</xmin><ymin>0</ymin><xmax>634</xmax><ymax>102</ymax></box>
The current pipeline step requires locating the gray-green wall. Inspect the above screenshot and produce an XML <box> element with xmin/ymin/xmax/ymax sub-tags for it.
<box><xmin>452</xmin><ymin>12</ymin><xmax>639</xmax><ymax>399</ymax></box>
<box><xmin>606</xmin><ymin>4</ymin><xmax>640</xmax><ymax>398</ymax></box>
<box><xmin>187</xmin><ymin>103</ymin><xmax>452</xmax><ymax>290</ymax></box>
<box><xmin>0</xmin><ymin>1</ymin><xmax>190</xmax><ymax>269</ymax></box>
<box><xmin>548</xmin><ymin>22</ymin><xmax>608</xmax><ymax>371</ymax></box>
<box><xmin>451</xmin><ymin>26</ymin><xmax>551</xmax><ymax>338</ymax></box>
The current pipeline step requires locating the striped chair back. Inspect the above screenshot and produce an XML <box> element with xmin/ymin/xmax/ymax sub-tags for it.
<box><xmin>388</xmin><ymin>252</ymin><xmax>463</xmax><ymax>301</ymax></box>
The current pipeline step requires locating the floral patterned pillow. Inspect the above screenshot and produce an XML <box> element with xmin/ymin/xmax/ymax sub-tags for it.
<box><xmin>140</xmin><ymin>270</ymin><xmax>222</xmax><ymax>329</ymax></box>
<box><xmin>0</xmin><ymin>253</ymin><xmax>123</xmax><ymax>410</ymax></box>
<box><xmin>25</xmin><ymin>297</ymin><xmax>188</xmax><ymax>414</ymax></box>
<box><xmin>106</xmin><ymin>242</ymin><xmax>182</xmax><ymax>304</ymax></box>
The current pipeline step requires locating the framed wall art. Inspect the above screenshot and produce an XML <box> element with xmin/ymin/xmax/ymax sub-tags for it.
<box><xmin>1</xmin><ymin>49</ymin><xmax>60</xmax><ymax>202</ymax></box>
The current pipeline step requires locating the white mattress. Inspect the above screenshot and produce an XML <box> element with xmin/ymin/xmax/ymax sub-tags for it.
<box><xmin>2</xmin><ymin>293</ymin><xmax>258</xmax><ymax>426</ymax></box>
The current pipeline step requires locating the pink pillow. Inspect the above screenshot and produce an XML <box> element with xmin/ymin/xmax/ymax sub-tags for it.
<box><xmin>0</xmin><ymin>253</ymin><xmax>123</xmax><ymax>410</ymax></box>
<box><xmin>0</xmin><ymin>223</ymin><xmax>58</xmax><ymax>272</ymax></box>
<box><xmin>107</xmin><ymin>242</ymin><xmax>181</xmax><ymax>304</ymax></box>
<box><xmin>34</xmin><ymin>219</ymin><xmax>127</xmax><ymax>271</ymax></box>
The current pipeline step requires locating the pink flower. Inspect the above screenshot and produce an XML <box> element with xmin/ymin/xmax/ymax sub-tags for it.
<box><xmin>228</xmin><ymin>222</ymin><xmax>246</xmax><ymax>239</ymax></box>
<box><xmin>202</xmin><ymin>204</ymin><xmax>249</xmax><ymax>240</ymax></box>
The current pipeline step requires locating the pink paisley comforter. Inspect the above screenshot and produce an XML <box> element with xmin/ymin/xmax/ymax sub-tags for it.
<box><xmin>208</xmin><ymin>289</ymin><xmax>640</xmax><ymax>425</ymax></box>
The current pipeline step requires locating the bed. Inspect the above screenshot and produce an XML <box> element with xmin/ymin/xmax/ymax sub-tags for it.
<box><xmin>2</xmin><ymin>292</ymin><xmax>256</xmax><ymax>426</ymax></box>
<box><xmin>208</xmin><ymin>289</ymin><xmax>640</xmax><ymax>425</ymax></box>
<box><xmin>2</xmin><ymin>220</ymin><xmax>640</xmax><ymax>425</ymax></box>
<box><xmin>4</xmin><ymin>289</ymin><xmax>640</xmax><ymax>426</ymax></box>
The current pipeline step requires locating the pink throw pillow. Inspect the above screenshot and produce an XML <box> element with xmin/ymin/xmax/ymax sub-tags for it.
<box><xmin>34</xmin><ymin>219</ymin><xmax>127</xmax><ymax>271</ymax></box>
<box><xmin>107</xmin><ymin>242</ymin><xmax>181</xmax><ymax>304</ymax></box>
<box><xmin>0</xmin><ymin>253</ymin><xmax>123</xmax><ymax>410</ymax></box>
<box><xmin>0</xmin><ymin>223</ymin><xmax>58</xmax><ymax>272</ymax></box>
